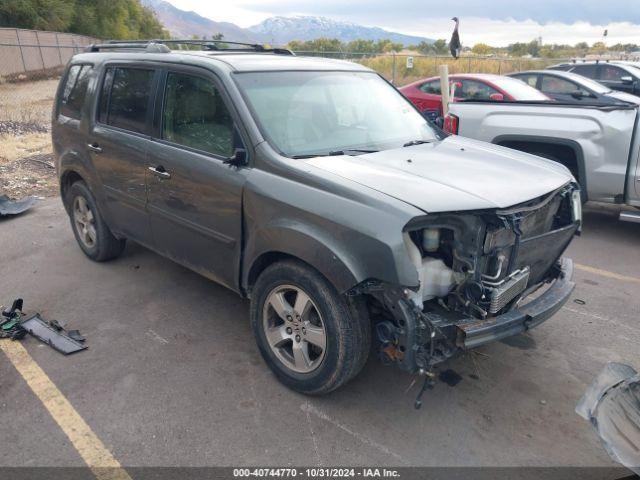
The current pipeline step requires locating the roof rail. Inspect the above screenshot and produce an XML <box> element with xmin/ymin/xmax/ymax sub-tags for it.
<box><xmin>86</xmin><ymin>39</ymin><xmax>294</xmax><ymax>55</ymax></box>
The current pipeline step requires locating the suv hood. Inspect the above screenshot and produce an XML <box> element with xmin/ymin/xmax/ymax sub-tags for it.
<box><xmin>305</xmin><ymin>136</ymin><xmax>573</xmax><ymax>213</ymax></box>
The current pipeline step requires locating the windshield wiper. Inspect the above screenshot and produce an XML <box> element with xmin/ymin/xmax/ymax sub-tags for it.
<box><xmin>291</xmin><ymin>153</ymin><xmax>329</xmax><ymax>159</ymax></box>
<box><xmin>403</xmin><ymin>139</ymin><xmax>433</xmax><ymax>147</ymax></box>
<box><xmin>292</xmin><ymin>149</ymin><xmax>377</xmax><ymax>159</ymax></box>
<box><xmin>329</xmin><ymin>149</ymin><xmax>378</xmax><ymax>155</ymax></box>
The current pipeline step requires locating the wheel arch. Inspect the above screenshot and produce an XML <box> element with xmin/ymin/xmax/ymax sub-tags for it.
<box><xmin>242</xmin><ymin>227</ymin><xmax>362</xmax><ymax>297</ymax></box>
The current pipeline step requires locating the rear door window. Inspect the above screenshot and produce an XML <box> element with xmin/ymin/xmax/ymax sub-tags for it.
<box><xmin>540</xmin><ymin>76</ymin><xmax>581</xmax><ymax>94</ymax></box>
<box><xmin>459</xmin><ymin>79</ymin><xmax>499</xmax><ymax>100</ymax></box>
<box><xmin>98</xmin><ymin>67</ymin><xmax>154</xmax><ymax>134</ymax></box>
<box><xmin>161</xmin><ymin>72</ymin><xmax>234</xmax><ymax>157</ymax></box>
<box><xmin>60</xmin><ymin>64</ymin><xmax>92</xmax><ymax>119</ymax></box>
<box><xmin>598</xmin><ymin>65</ymin><xmax>626</xmax><ymax>82</ymax></box>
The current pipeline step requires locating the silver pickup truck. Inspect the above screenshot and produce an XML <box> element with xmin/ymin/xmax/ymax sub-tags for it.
<box><xmin>444</xmin><ymin>101</ymin><xmax>640</xmax><ymax>222</ymax></box>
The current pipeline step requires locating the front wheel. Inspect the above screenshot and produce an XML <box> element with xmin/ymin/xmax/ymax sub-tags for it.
<box><xmin>250</xmin><ymin>260</ymin><xmax>370</xmax><ymax>395</ymax></box>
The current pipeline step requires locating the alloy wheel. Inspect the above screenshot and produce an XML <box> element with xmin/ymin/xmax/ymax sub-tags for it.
<box><xmin>73</xmin><ymin>196</ymin><xmax>97</xmax><ymax>249</ymax></box>
<box><xmin>262</xmin><ymin>284</ymin><xmax>327</xmax><ymax>374</ymax></box>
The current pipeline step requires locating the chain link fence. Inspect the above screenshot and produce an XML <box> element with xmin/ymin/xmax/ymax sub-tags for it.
<box><xmin>294</xmin><ymin>51</ymin><xmax>569</xmax><ymax>85</ymax></box>
<box><xmin>0</xmin><ymin>28</ymin><xmax>97</xmax><ymax>197</ymax></box>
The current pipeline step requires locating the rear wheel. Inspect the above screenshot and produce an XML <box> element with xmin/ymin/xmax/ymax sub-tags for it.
<box><xmin>65</xmin><ymin>181</ymin><xmax>126</xmax><ymax>261</ymax></box>
<box><xmin>250</xmin><ymin>260</ymin><xmax>370</xmax><ymax>395</ymax></box>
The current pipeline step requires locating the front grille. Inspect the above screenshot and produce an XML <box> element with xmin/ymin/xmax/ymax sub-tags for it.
<box><xmin>487</xmin><ymin>268</ymin><xmax>530</xmax><ymax>313</ymax></box>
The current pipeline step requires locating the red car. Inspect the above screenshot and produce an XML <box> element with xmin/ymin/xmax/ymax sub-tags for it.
<box><xmin>399</xmin><ymin>73</ymin><xmax>551</xmax><ymax>118</ymax></box>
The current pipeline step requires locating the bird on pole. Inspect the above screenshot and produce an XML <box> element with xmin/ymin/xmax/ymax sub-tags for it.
<box><xmin>449</xmin><ymin>17</ymin><xmax>461</xmax><ymax>59</ymax></box>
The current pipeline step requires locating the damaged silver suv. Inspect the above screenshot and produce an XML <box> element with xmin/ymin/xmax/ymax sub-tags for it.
<box><xmin>53</xmin><ymin>41</ymin><xmax>581</xmax><ymax>403</ymax></box>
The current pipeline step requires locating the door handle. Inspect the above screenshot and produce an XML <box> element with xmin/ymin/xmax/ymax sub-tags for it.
<box><xmin>148</xmin><ymin>166</ymin><xmax>171</xmax><ymax>179</ymax></box>
<box><xmin>87</xmin><ymin>143</ymin><xmax>102</xmax><ymax>153</ymax></box>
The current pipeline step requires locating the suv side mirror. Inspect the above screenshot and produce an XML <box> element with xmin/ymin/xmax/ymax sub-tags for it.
<box><xmin>489</xmin><ymin>93</ymin><xmax>504</xmax><ymax>101</ymax></box>
<box><xmin>621</xmin><ymin>76</ymin><xmax>634</xmax><ymax>84</ymax></box>
<box><xmin>571</xmin><ymin>90</ymin><xmax>587</xmax><ymax>99</ymax></box>
<box><xmin>224</xmin><ymin>148</ymin><xmax>247</xmax><ymax>167</ymax></box>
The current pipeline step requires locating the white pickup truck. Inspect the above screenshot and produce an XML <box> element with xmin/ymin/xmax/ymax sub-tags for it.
<box><xmin>444</xmin><ymin>101</ymin><xmax>640</xmax><ymax>222</ymax></box>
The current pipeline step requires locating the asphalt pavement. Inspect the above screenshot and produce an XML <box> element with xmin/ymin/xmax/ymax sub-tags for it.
<box><xmin>1</xmin><ymin>198</ymin><xmax>638</xmax><ymax>470</ymax></box>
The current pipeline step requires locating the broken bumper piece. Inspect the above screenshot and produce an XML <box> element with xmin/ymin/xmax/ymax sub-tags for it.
<box><xmin>0</xmin><ymin>194</ymin><xmax>37</xmax><ymax>217</ymax></box>
<box><xmin>457</xmin><ymin>257</ymin><xmax>575</xmax><ymax>349</ymax></box>
<box><xmin>576</xmin><ymin>362</ymin><xmax>640</xmax><ymax>476</ymax></box>
<box><xmin>20</xmin><ymin>313</ymin><xmax>87</xmax><ymax>355</ymax></box>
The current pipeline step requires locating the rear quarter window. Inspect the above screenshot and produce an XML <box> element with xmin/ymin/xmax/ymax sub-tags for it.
<box><xmin>98</xmin><ymin>67</ymin><xmax>154</xmax><ymax>134</ymax></box>
<box><xmin>571</xmin><ymin>65</ymin><xmax>598</xmax><ymax>78</ymax></box>
<box><xmin>419</xmin><ymin>80</ymin><xmax>441</xmax><ymax>94</ymax></box>
<box><xmin>513</xmin><ymin>74</ymin><xmax>538</xmax><ymax>88</ymax></box>
<box><xmin>60</xmin><ymin>64</ymin><xmax>92</xmax><ymax>120</ymax></box>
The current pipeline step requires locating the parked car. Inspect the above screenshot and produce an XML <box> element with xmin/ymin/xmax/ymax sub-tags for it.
<box><xmin>547</xmin><ymin>61</ymin><xmax>640</xmax><ymax>96</ymax></box>
<box><xmin>53</xmin><ymin>41</ymin><xmax>581</xmax><ymax>400</ymax></box>
<box><xmin>508</xmin><ymin>70</ymin><xmax>640</xmax><ymax>106</ymax></box>
<box><xmin>399</xmin><ymin>73</ymin><xmax>550</xmax><ymax>118</ymax></box>
<box><xmin>443</xmin><ymin>97</ymin><xmax>640</xmax><ymax>221</ymax></box>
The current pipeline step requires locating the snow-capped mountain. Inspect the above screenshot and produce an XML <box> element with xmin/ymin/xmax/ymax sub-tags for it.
<box><xmin>142</xmin><ymin>0</ymin><xmax>257</xmax><ymax>42</ymax></box>
<box><xmin>248</xmin><ymin>15</ymin><xmax>432</xmax><ymax>46</ymax></box>
<box><xmin>142</xmin><ymin>0</ymin><xmax>432</xmax><ymax>47</ymax></box>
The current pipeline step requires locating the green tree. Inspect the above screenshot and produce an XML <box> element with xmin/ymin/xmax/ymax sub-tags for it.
<box><xmin>432</xmin><ymin>39</ymin><xmax>448</xmax><ymax>55</ymax></box>
<box><xmin>0</xmin><ymin>0</ymin><xmax>167</xmax><ymax>39</ymax></box>
<box><xmin>0</xmin><ymin>0</ymin><xmax>74</xmax><ymax>31</ymax></box>
<box><xmin>590</xmin><ymin>41</ymin><xmax>607</xmax><ymax>54</ymax></box>
<box><xmin>347</xmin><ymin>39</ymin><xmax>375</xmax><ymax>53</ymax></box>
<box><xmin>471</xmin><ymin>43</ymin><xmax>492</xmax><ymax>55</ymax></box>
<box><xmin>415</xmin><ymin>41</ymin><xmax>433</xmax><ymax>54</ymax></box>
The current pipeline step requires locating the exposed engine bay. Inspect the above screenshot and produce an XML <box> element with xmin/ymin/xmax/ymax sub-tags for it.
<box><xmin>351</xmin><ymin>183</ymin><xmax>581</xmax><ymax>405</ymax></box>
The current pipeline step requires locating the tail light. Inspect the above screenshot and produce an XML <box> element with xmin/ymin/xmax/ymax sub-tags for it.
<box><xmin>443</xmin><ymin>114</ymin><xmax>459</xmax><ymax>135</ymax></box>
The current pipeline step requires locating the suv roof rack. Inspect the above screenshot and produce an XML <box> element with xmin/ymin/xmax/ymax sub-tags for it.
<box><xmin>86</xmin><ymin>39</ymin><xmax>295</xmax><ymax>56</ymax></box>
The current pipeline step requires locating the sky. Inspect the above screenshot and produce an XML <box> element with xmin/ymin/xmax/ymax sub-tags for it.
<box><xmin>165</xmin><ymin>0</ymin><xmax>640</xmax><ymax>46</ymax></box>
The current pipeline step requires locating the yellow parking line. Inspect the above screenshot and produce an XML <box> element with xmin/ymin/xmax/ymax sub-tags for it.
<box><xmin>0</xmin><ymin>341</ymin><xmax>131</xmax><ymax>480</ymax></box>
<box><xmin>575</xmin><ymin>263</ymin><xmax>640</xmax><ymax>284</ymax></box>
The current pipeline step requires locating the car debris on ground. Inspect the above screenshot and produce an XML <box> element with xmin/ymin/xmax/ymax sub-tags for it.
<box><xmin>0</xmin><ymin>194</ymin><xmax>37</xmax><ymax>217</ymax></box>
<box><xmin>0</xmin><ymin>298</ymin><xmax>87</xmax><ymax>354</ymax></box>
<box><xmin>576</xmin><ymin>362</ymin><xmax>640</xmax><ymax>476</ymax></box>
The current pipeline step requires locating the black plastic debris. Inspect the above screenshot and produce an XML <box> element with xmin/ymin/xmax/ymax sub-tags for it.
<box><xmin>439</xmin><ymin>369</ymin><xmax>463</xmax><ymax>387</ymax></box>
<box><xmin>576</xmin><ymin>362</ymin><xmax>640</xmax><ymax>476</ymax></box>
<box><xmin>20</xmin><ymin>314</ymin><xmax>87</xmax><ymax>355</ymax></box>
<box><xmin>1</xmin><ymin>299</ymin><xmax>27</xmax><ymax>340</ymax></box>
<box><xmin>1</xmin><ymin>298</ymin><xmax>87</xmax><ymax>355</ymax></box>
<box><xmin>0</xmin><ymin>195</ymin><xmax>37</xmax><ymax>217</ymax></box>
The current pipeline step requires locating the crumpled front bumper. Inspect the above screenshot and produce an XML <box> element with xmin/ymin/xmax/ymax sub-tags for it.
<box><xmin>456</xmin><ymin>257</ymin><xmax>575</xmax><ymax>349</ymax></box>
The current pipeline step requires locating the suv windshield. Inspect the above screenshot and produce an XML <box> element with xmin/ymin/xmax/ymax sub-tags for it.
<box><xmin>235</xmin><ymin>71</ymin><xmax>439</xmax><ymax>158</ymax></box>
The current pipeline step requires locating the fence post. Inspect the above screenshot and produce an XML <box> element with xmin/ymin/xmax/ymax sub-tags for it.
<box><xmin>16</xmin><ymin>28</ymin><xmax>27</xmax><ymax>74</ymax></box>
<box><xmin>498</xmin><ymin>59</ymin><xmax>502</xmax><ymax>75</ymax></box>
<box><xmin>467</xmin><ymin>56</ymin><xmax>471</xmax><ymax>73</ymax></box>
<box><xmin>392</xmin><ymin>52</ymin><xmax>396</xmax><ymax>85</ymax></box>
<box><xmin>55</xmin><ymin>32</ymin><xmax>63</xmax><ymax>66</ymax></box>
<box><xmin>35</xmin><ymin>30</ymin><xmax>46</xmax><ymax>70</ymax></box>
<box><xmin>439</xmin><ymin>64</ymin><xmax>450</xmax><ymax>117</ymax></box>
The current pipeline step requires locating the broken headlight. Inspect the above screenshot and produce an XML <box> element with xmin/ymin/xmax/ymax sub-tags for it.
<box><xmin>571</xmin><ymin>189</ymin><xmax>582</xmax><ymax>232</ymax></box>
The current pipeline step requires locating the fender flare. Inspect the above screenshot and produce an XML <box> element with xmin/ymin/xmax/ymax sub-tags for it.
<box><xmin>58</xmin><ymin>150</ymin><xmax>109</xmax><ymax>217</ymax></box>
<box><xmin>242</xmin><ymin>223</ymin><xmax>364</xmax><ymax>295</ymax></box>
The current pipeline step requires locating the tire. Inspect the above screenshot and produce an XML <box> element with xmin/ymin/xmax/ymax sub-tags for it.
<box><xmin>64</xmin><ymin>180</ymin><xmax>126</xmax><ymax>262</ymax></box>
<box><xmin>250</xmin><ymin>260</ymin><xmax>370</xmax><ymax>395</ymax></box>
